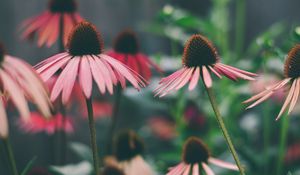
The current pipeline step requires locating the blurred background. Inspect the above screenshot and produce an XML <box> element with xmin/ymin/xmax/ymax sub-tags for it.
<box><xmin>1</xmin><ymin>0</ymin><xmax>300</xmax><ymax>175</ymax></box>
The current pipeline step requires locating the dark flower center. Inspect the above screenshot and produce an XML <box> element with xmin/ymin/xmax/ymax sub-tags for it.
<box><xmin>0</xmin><ymin>43</ymin><xmax>5</xmax><ymax>63</ymax></box>
<box><xmin>284</xmin><ymin>45</ymin><xmax>300</xmax><ymax>78</ymax></box>
<box><xmin>67</xmin><ymin>21</ymin><xmax>103</xmax><ymax>56</ymax></box>
<box><xmin>113</xmin><ymin>130</ymin><xmax>144</xmax><ymax>161</ymax></box>
<box><xmin>113</xmin><ymin>30</ymin><xmax>139</xmax><ymax>54</ymax></box>
<box><xmin>48</xmin><ymin>0</ymin><xmax>77</xmax><ymax>13</ymax></box>
<box><xmin>182</xmin><ymin>137</ymin><xmax>210</xmax><ymax>164</ymax></box>
<box><xmin>101</xmin><ymin>166</ymin><xmax>125</xmax><ymax>175</ymax></box>
<box><xmin>182</xmin><ymin>34</ymin><xmax>219</xmax><ymax>67</ymax></box>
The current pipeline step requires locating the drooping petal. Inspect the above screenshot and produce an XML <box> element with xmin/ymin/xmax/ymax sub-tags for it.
<box><xmin>208</xmin><ymin>65</ymin><xmax>222</xmax><ymax>79</ymax></box>
<box><xmin>35</xmin><ymin>52</ymin><xmax>69</xmax><ymax>70</ymax></box>
<box><xmin>245</xmin><ymin>91</ymin><xmax>273</xmax><ymax>109</ymax></box>
<box><xmin>167</xmin><ymin>163</ymin><xmax>185</xmax><ymax>175</ymax></box>
<box><xmin>79</xmin><ymin>57</ymin><xmax>93</xmax><ymax>98</ymax></box>
<box><xmin>175</xmin><ymin>68</ymin><xmax>194</xmax><ymax>90</ymax></box>
<box><xmin>0</xmin><ymin>99</ymin><xmax>8</xmax><ymax>138</ymax></box>
<box><xmin>89</xmin><ymin>56</ymin><xmax>106</xmax><ymax>94</ymax></box>
<box><xmin>63</xmin><ymin>14</ymin><xmax>75</xmax><ymax>46</ymax></box>
<box><xmin>288</xmin><ymin>78</ymin><xmax>300</xmax><ymax>115</ymax></box>
<box><xmin>218</xmin><ymin>63</ymin><xmax>258</xmax><ymax>77</ymax></box>
<box><xmin>192</xmin><ymin>164</ymin><xmax>199</xmax><ymax>175</ymax></box>
<box><xmin>215</xmin><ymin>63</ymin><xmax>255</xmax><ymax>81</ymax></box>
<box><xmin>202</xmin><ymin>163</ymin><xmax>215</xmax><ymax>175</ymax></box>
<box><xmin>208</xmin><ymin>157</ymin><xmax>239</xmax><ymax>171</ymax></box>
<box><xmin>182</xmin><ymin>164</ymin><xmax>191</xmax><ymax>175</ymax></box>
<box><xmin>62</xmin><ymin>57</ymin><xmax>80</xmax><ymax>104</ymax></box>
<box><xmin>94</xmin><ymin>55</ymin><xmax>114</xmax><ymax>94</ymax></box>
<box><xmin>189</xmin><ymin>67</ymin><xmax>200</xmax><ymax>90</ymax></box>
<box><xmin>202</xmin><ymin>66</ymin><xmax>212</xmax><ymax>88</ymax></box>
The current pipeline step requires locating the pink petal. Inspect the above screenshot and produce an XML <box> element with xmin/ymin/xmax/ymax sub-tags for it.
<box><xmin>73</xmin><ymin>13</ymin><xmax>84</xmax><ymax>22</ymax></box>
<box><xmin>192</xmin><ymin>164</ymin><xmax>199</xmax><ymax>175</ymax></box>
<box><xmin>245</xmin><ymin>91</ymin><xmax>273</xmax><ymax>109</ymax></box>
<box><xmin>216</xmin><ymin>63</ymin><xmax>255</xmax><ymax>81</ymax></box>
<box><xmin>35</xmin><ymin>52</ymin><xmax>69</xmax><ymax>70</ymax></box>
<box><xmin>214</xmin><ymin>64</ymin><xmax>238</xmax><ymax>81</ymax></box>
<box><xmin>276</xmin><ymin>79</ymin><xmax>297</xmax><ymax>120</ymax></box>
<box><xmin>101</xmin><ymin>59</ymin><xmax>118</xmax><ymax>85</ymax></box>
<box><xmin>208</xmin><ymin>157</ymin><xmax>239</xmax><ymax>171</ymax></box>
<box><xmin>175</xmin><ymin>68</ymin><xmax>194</xmax><ymax>90</ymax></box>
<box><xmin>94</xmin><ymin>56</ymin><xmax>114</xmax><ymax>94</ymax></box>
<box><xmin>0</xmin><ymin>99</ymin><xmax>8</xmax><ymax>138</ymax></box>
<box><xmin>183</xmin><ymin>164</ymin><xmax>191</xmax><ymax>175</ymax></box>
<box><xmin>89</xmin><ymin>56</ymin><xmax>106</xmax><ymax>94</ymax></box>
<box><xmin>167</xmin><ymin>163</ymin><xmax>185</xmax><ymax>175</ymax></box>
<box><xmin>62</xmin><ymin>57</ymin><xmax>80</xmax><ymax>104</ymax></box>
<box><xmin>208</xmin><ymin>65</ymin><xmax>222</xmax><ymax>78</ymax></box>
<box><xmin>202</xmin><ymin>66</ymin><xmax>212</xmax><ymax>88</ymax></box>
<box><xmin>202</xmin><ymin>163</ymin><xmax>215</xmax><ymax>175</ymax></box>
<box><xmin>46</xmin><ymin>14</ymin><xmax>60</xmax><ymax>47</ymax></box>
<box><xmin>189</xmin><ymin>67</ymin><xmax>200</xmax><ymax>90</ymax></box>
<box><xmin>21</xmin><ymin>12</ymin><xmax>51</xmax><ymax>39</ymax></box>
<box><xmin>63</xmin><ymin>14</ymin><xmax>74</xmax><ymax>46</ymax></box>
<box><xmin>0</xmin><ymin>70</ymin><xmax>30</xmax><ymax>119</ymax></box>
<box><xmin>79</xmin><ymin>57</ymin><xmax>93</xmax><ymax>98</ymax></box>
<box><xmin>219</xmin><ymin>63</ymin><xmax>257</xmax><ymax>77</ymax></box>
<box><xmin>37</xmin><ymin>14</ymin><xmax>59</xmax><ymax>47</ymax></box>
<box><xmin>288</xmin><ymin>78</ymin><xmax>300</xmax><ymax>114</ymax></box>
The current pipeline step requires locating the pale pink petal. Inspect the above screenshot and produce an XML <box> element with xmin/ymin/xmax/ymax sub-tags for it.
<box><xmin>167</xmin><ymin>163</ymin><xmax>186</xmax><ymax>175</ymax></box>
<box><xmin>202</xmin><ymin>163</ymin><xmax>215</xmax><ymax>175</ymax></box>
<box><xmin>218</xmin><ymin>63</ymin><xmax>257</xmax><ymax>76</ymax></box>
<box><xmin>245</xmin><ymin>91</ymin><xmax>273</xmax><ymax>109</ymax></box>
<box><xmin>209</xmin><ymin>65</ymin><xmax>222</xmax><ymax>78</ymax></box>
<box><xmin>46</xmin><ymin>14</ymin><xmax>60</xmax><ymax>47</ymax></box>
<box><xmin>175</xmin><ymin>68</ymin><xmax>194</xmax><ymax>90</ymax></box>
<box><xmin>214</xmin><ymin>65</ymin><xmax>238</xmax><ymax>81</ymax></box>
<box><xmin>276</xmin><ymin>79</ymin><xmax>297</xmax><ymax>120</ymax></box>
<box><xmin>63</xmin><ymin>14</ymin><xmax>74</xmax><ymax>46</ymax></box>
<box><xmin>288</xmin><ymin>78</ymin><xmax>300</xmax><ymax>115</ymax></box>
<box><xmin>39</xmin><ymin>56</ymin><xmax>72</xmax><ymax>82</ymax></box>
<box><xmin>192</xmin><ymin>164</ymin><xmax>199</xmax><ymax>175</ymax></box>
<box><xmin>35</xmin><ymin>52</ymin><xmax>69</xmax><ymax>70</ymax></box>
<box><xmin>189</xmin><ymin>67</ymin><xmax>200</xmax><ymax>90</ymax></box>
<box><xmin>0</xmin><ymin>70</ymin><xmax>30</xmax><ymax>119</ymax></box>
<box><xmin>89</xmin><ymin>56</ymin><xmax>106</xmax><ymax>94</ymax></box>
<box><xmin>202</xmin><ymin>66</ymin><xmax>212</xmax><ymax>88</ymax></box>
<box><xmin>183</xmin><ymin>164</ymin><xmax>191</xmax><ymax>175</ymax></box>
<box><xmin>101</xmin><ymin>59</ymin><xmax>118</xmax><ymax>85</ymax></box>
<box><xmin>0</xmin><ymin>99</ymin><xmax>8</xmax><ymax>138</ymax></box>
<box><xmin>62</xmin><ymin>57</ymin><xmax>80</xmax><ymax>104</ymax></box>
<box><xmin>154</xmin><ymin>69</ymin><xmax>186</xmax><ymax>94</ymax></box>
<box><xmin>208</xmin><ymin>158</ymin><xmax>239</xmax><ymax>171</ymax></box>
<box><xmin>94</xmin><ymin>56</ymin><xmax>114</xmax><ymax>94</ymax></box>
<box><xmin>79</xmin><ymin>57</ymin><xmax>93</xmax><ymax>98</ymax></box>
<box><xmin>216</xmin><ymin>63</ymin><xmax>255</xmax><ymax>81</ymax></box>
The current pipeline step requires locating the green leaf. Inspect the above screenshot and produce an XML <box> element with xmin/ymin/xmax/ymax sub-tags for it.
<box><xmin>69</xmin><ymin>142</ymin><xmax>93</xmax><ymax>163</ymax></box>
<box><xmin>20</xmin><ymin>156</ymin><xmax>37</xmax><ymax>175</ymax></box>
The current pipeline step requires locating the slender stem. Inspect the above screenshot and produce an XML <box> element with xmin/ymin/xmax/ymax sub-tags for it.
<box><xmin>204</xmin><ymin>86</ymin><xmax>245</xmax><ymax>175</ymax></box>
<box><xmin>234</xmin><ymin>0</ymin><xmax>246</xmax><ymax>58</ymax></box>
<box><xmin>86</xmin><ymin>98</ymin><xmax>100</xmax><ymax>175</ymax></box>
<box><xmin>3</xmin><ymin>138</ymin><xmax>19</xmax><ymax>175</ymax></box>
<box><xmin>276</xmin><ymin>115</ymin><xmax>289</xmax><ymax>175</ymax></box>
<box><xmin>106</xmin><ymin>85</ymin><xmax>122</xmax><ymax>155</ymax></box>
<box><xmin>263</xmin><ymin>102</ymin><xmax>271</xmax><ymax>174</ymax></box>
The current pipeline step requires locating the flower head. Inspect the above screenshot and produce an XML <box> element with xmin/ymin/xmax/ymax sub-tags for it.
<box><xmin>35</xmin><ymin>21</ymin><xmax>146</xmax><ymax>105</ymax></box>
<box><xmin>244</xmin><ymin>45</ymin><xmax>300</xmax><ymax>120</ymax></box>
<box><xmin>21</xmin><ymin>0</ymin><xmax>84</xmax><ymax>47</ymax></box>
<box><xmin>18</xmin><ymin>112</ymin><xmax>74</xmax><ymax>135</ymax></box>
<box><xmin>113</xmin><ymin>130</ymin><xmax>155</xmax><ymax>175</ymax></box>
<box><xmin>155</xmin><ymin>34</ymin><xmax>257</xmax><ymax>97</ymax></box>
<box><xmin>107</xmin><ymin>30</ymin><xmax>162</xmax><ymax>81</ymax></box>
<box><xmin>167</xmin><ymin>137</ymin><xmax>238</xmax><ymax>175</ymax></box>
<box><xmin>0</xmin><ymin>43</ymin><xmax>51</xmax><ymax>138</ymax></box>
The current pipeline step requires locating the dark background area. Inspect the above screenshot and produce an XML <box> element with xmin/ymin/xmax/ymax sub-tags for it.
<box><xmin>1</xmin><ymin>0</ymin><xmax>300</xmax><ymax>174</ymax></box>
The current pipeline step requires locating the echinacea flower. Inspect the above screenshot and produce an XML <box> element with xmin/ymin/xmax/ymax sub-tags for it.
<box><xmin>21</xmin><ymin>0</ymin><xmax>84</xmax><ymax>47</ymax></box>
<box><xmin>113</xmin><ymin>130</ymin><xmax>155</xmax><ymax>175</ymax></box>
<box><xmin>0</xmin><ymin>43</ymin><xmax>51</xmax><ymax>138</ymax></box>
<box><xmin>244</xmin><ymin>45</ymin><xmax>300</xmax><ymax>120</ymax></box>
<box><xmin>154</xmin><ymin>34</ymin><xmax>257</xmax><ymax>97</ymax></box>
<box><xmin>167</xmin><ymin>137</ymin><xmax>238</xmax><ymax>175</ymax></box>
<box><xmin>18</xmin><ymin>112</ymin><xmax>74</xmax><ymax>135</ymax></box>
<box><xmin>35</xmin><ymin>21</ymin><xmax>146</xmax><ymax>105</ymax></box>
<box><xmin>107</xmin><ymin>30</ymin><xmax>162</xmax><ymax>81</ymax></box>
<box><xmin>101</xmin><ymin>166</ymin><xmax>125</xmax><ymax>175</ymax></box>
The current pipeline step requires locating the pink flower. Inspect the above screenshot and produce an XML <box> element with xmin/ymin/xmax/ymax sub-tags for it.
<box><xmin>167</xmin><ymin>137</ymin><xmax>238</xmax><ymax>175</ymax></box>
<box><xmin>244</xmin><ymin>45</ymin><xmax>300</xmax><ymax>120</ymax></box>
<box><xmin>18</xmin><ymin>112</ymin><xmax>74</xmax><ymax>135</ymax></box>
<box><xmin>154</xmin><ymin>34</ymin><xmax>257</xmax><ymax>97</ymax></box>
<box><xmin>184</xmin><ymin>103</ymin><xmax>206</xmax><ymax>131</ymax></box>
<box><xmin>0</xmin><ymin>43</ymin><xmax>51</xmax><ymax>138</ymax></box>
<box><xmin>148</xmin><ymin>117</ymin><xmax>176</xmax><ymax>140</ymax></box>
<box><xmin>21</xmin><ymin>0</ymin><xmax>84</xmax><ymax>47</ymax></box>
<box><xmin>35</xmin><ymin>21</ymin><xmax>146</xmax><ymax>105</ymax></box>
<box><xmin>107</xmin><ymin>30</ymin><xmax>162</xmax><ymax>81</ymax></box>
<box><xmin>285</xmin><ymin>142</ymin><xmax>300</xmax><ymax>163</ymax></box>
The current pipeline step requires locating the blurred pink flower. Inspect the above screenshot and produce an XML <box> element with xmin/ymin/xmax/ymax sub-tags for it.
<box><xmin>245</xmin><ymin>45</ymin><xmax>300</xmax><ymax>120</ymax></box>
<box><xmin>35</xmin><ymin>21</ymin><xmax>146</xmax><ymax>105</ymax></box>
<box><xmin>184</xmin><ymin>103</ymin><xmax>206</xmax><ymax>130</ymax></box>
<box><xmin>81</xmin><ymin>101</ymin><xmax>113</xmax><ymax>119</ymax></box>
<box><xmin>148</xmin><ymin>117</ymin><xmax>176</xmax><ymax>140</ymax></box>
<box><xmin>18</xmin><ymin>112</ymin><xmax>74</xmax><ymax>135</ymax></box>
<box><xmin>107</xmin><ymin>30</ymin><xmax>162</xmax><ymax>81</ymax></box>
<box><xmin>0</xmin><ymin>43</ymin><xmax>51</xmax><ymax>138</ymax></box>
<box><xmin>155</xmin><ymin>34</ymin><xmax>256</xmax><ymax>97</ymax></box>
<box><xmin>167</xmin><ymin>137</ymin><xmax>238</xmax><ymax>175</ymax></box>
<box><xmin>21</xmin><ymin>0</ymin><xmax>84</xmax><ymax>47</ymax></box>
<box><xmin>285</xmin><ymin>142</ymin><xmax>300</xmax><ymax>163</ymax></box>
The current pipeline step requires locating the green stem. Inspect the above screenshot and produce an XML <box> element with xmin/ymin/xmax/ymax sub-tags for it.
<box><xmin>3</xmin><ymin>138</ymin><xmax>19</xmax><ymax>175</ymax></box>
<box><xmin>204</xmin><ymin>86</ymin><xmax>245</xmax><ymax>175</ymax></box>
<box><xmin>276</xmin><ymin>115</ymin><xmax>289</xmax><ymax>175</ymax></box>
<box><xmin>235</xmin><ymin>0</ymin><xmax>246</xmax><ymax>58</ymax></box>
<box><xmin>263</xmin><ymin>102</ymin><xmax>271</xmax><ymax>174</ymax></box>
<box><xmin>106</xmin><ymin>85</ymin><xmax>122</xmax><ymax>155</ymax></box>
<box><xmin>86</xmin><ymin>98</ymin><xmax>100</xmax><ymax>175</ymax></box>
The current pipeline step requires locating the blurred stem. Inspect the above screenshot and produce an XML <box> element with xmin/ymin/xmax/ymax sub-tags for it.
<box><xmin>106</xmin><ymin>85</ymin><xmax>122</xmax><ymax>155</ymax></box>
<box><xmin>173</xmin><ymin>89</ymin><xmax>186</xmax><ymax>139</ymax></box>
<box><xmin>3</xmin><ymin>138</ymin><xmax>19</xmax><ymax>175</ymax></box>
<box><xmin>276</xmin><ymin>115</ymin><xmax>289</xmax><ymax>175</ymax></box>
<box><xmin>86</xmin><ymin>98</ymin><xmax>100</xmax><ymax>175</ymax></box>
<box><xmin>235</xmin><ymin>0</ymin><xmax>246</xmax><ymax>58</ymax></box>
<box><xmin>170</xmin><ymin>40</ymin><xmax>178</xmax><ymax>56</ymax></box>
<box><xmin>204</xmin><ymin>86</ymin><xmax>245</xmax><ymax>175</ymax></box>
<box><xmin>263</xmin><ymin>102</ymin><xmax>271</xmax><ymax>174</ymax></box>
